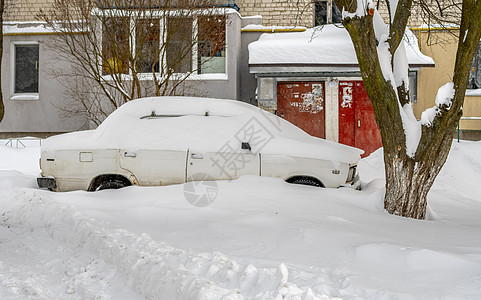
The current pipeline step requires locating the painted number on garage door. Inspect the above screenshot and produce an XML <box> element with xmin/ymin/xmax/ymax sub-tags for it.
<box><xmin>338</xmin><ymin>81</ymin><xmax>382</xmax><ymax>157</ymax></box>
<box><xmin>276</xmin><ymin>82</ymin><xmax>326</xmax><ymax>139</ymax></box>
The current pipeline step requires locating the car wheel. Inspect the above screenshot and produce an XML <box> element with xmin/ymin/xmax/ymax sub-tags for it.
<box><xmin>96</xmin><ymin>179</ymin><xmax>127</xmax><ymax>191</ymax></box>
<box><xmin>288</xmin><ymin>177</ymin><xmax>324</xmax><ymax>187</ymax></box>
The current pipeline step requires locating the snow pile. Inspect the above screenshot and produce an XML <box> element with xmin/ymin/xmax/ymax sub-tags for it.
<box><xmin>421</xmin><ymin>82</ymin><xmax>455</xmax><ymax>126</ymax></box>
<box><xmin>248</xmin><ymin>24</ymin><xmax>434</xmax><ymax>67</ymax></box>
<box><xmin>0</xmin><ymin>188</ymin><xmax>332</xmax><ymax>299</ymax></box>
<box><xmin>3</xmin><ymin>140</ymin><xmax>481</xmax><ymax>298</ymax></box>
<box><xmin>0</xmin><ymin>142</ymin><xmax>40</xmax><ymax>176</ymax></box>
<box><xmin>0</xmin><ymin>142</ymin><xmax>40</xmax><ymax>189</ymax></box>
<box><xmin>41</xmin><ymin>96</ymin><xmax>363</xmax><ymax>164</ymax></box>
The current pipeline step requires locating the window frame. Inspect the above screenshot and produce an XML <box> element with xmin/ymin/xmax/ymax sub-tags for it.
<box><xmin>98</xmin><ymin>10</ymin><xmax>228</xmax><ymax>80</ymax></box>
<box><xmin>409</xmin><ymin>70</ymin><xmax>418</xmax><ymax>103</ymax></box>
<box><xmin>467</xmin><ymin>42</ymin><xmax>481</xmax><ymax>91</ymax></box>
<box><xmin>314</xmin><ymin>0</ymin><xmax>342</xmax><ymax>26</ymax></box>
<box><xmin>10</xmin><ymin>41</ymin><xmax>40</xmax><ymax>101</ymax></box>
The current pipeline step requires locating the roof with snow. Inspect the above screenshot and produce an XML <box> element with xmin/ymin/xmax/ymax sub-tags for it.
<box><xmin>248</xmin><ymin>24</ymin><xmax>434</xmax><ymax>71</ymax></box>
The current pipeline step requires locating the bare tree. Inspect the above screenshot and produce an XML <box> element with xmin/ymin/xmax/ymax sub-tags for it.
<box><xmin>0</xmin><ymin>0</ymin><xmax>15</xmax><ymax>123</ymax></box>
<box><xmin>327</xmin><ymin>0</ymin><xmax>481</xmax><ymax>219</ymax></box>
<box><xmin>38</xmin><ymin>0</ymin><xmax>228</xmax><ymax>124</ymax></box>
<box><xmin>0</xmin><ymin>0</ymin><xmax>8</xmax><ymax>123</ymax></box>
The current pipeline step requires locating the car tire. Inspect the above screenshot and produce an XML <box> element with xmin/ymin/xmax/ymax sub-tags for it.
<box><xmin>96</xmin><ymin>179</ymin><xmax>127</xmax><ymax>191</ymax></box>
<box><xmin>288</xmin><ymin>177</ymin><xmax>324</xmax><ymax>187</ymax></box>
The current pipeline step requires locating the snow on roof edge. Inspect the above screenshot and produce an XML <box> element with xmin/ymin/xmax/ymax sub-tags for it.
<box><xmin>248</xmin><ymin>24</ymin><xmax>434</xmax><ymax>67</ymax></box>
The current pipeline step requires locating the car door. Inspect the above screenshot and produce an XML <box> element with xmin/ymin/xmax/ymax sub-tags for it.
<box><xmin>186</xmin><ymin>143</ymin><xmax>260</xmax><ymax>182</ymax></box>
<box><xmin>119</xmin><ymin>149</ymin><xmax>187</xmax><ymax>186</ymax></box>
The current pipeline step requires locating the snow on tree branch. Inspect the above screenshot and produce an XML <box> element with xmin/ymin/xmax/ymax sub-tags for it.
<box><xmin>420</xmin><ymin>82</ymin><xmax>455</xmax><ymax>127</ymax></box>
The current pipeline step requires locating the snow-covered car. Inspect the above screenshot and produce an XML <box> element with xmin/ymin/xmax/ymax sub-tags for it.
<box><xmin>37</xmin><ymin>97</ymin><xmax>363</xmax><ymax>192</ymax></box>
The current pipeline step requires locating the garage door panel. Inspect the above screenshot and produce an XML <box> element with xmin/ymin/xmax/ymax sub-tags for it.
<box><xmin>339</xmin><ymin>81</ymin><xmax>382</xmax><ymax>157</ymax></box>
<box><xmin>277</xmin><ymin>82</ymin><xmax>326</xmax><ymax>139</ymax></box>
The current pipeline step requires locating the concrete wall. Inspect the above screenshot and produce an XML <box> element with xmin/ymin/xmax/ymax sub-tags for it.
<box><xmin>187</xmin><ymin>12</ymin><xmax>243</xmax><ymax>101</ymax></box>
<box><xmin>0</xmin><ymin>34</ymin><xmax>88</xmax><ymax>137</ymax></box>
<box><xmin>240</xmin><ymin>24</ymin><xmax>263</xmax><ymax>105</ymax></box>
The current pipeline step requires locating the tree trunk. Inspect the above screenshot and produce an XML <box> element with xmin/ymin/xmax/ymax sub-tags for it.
<box><xmin>337</xmin><ymin>0</ymin><xmax>481</xmax><ymax>219</ymax></box>
<box><xmin>383</xmin><ymin>131</ymin><xmax>453</xmax><ymax>219</ymax></box>
<box><xmin>0</xmin><ymin>0</ymin><xmax>4</xmax><ymax>123</ymax></box>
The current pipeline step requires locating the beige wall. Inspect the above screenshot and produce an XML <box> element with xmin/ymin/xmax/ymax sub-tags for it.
<box><xmin>5</xmin><ymin>0</ymin><xmax>55</xmax><ymax>22</ymax></box>
<box><xmin>414</xmin><ymin>30</ymin><xmax>458</xmax><ymax>118</ymax></box>
<box><xmin>460</xmin><ymin>97</ymin><xmax>481</xmax><ymax>130</ymax></box>
<box><xmin>415</xmin><ymin>29</ymin><xmax>481</xmax><ymax>130</ymax></box>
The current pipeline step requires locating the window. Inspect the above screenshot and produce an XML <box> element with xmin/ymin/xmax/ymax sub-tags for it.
<box><xmin>14</xmin><ymin>44</ymin><xmax>39</xmax><ymax>94</ymax></box>
<box><xmin>135</xmin><ymin>19</ymin><xmax>160</xmax><ymax>73</ymax></box>
<box><xmin>100</xmin><ymin>12</ymin><xmax>226</xmax><ymax>76</ymax></box>
<box><xmin>102</xmin><ymin>17</ymin><xmax>130</xmax><ymax>75</ymax></box>
<box><xmin>166</xmin><ymin>17</ymin><xmax>193</xmax><ymax>74</ymax></box>
<box><xmin>409</xmin><ymin>71</ymin><xmax>418</xmax><ymax>103</ymax></box>
<box><xmin>315</xmin><ymin>0</ymin><xmax>342</xmax><ymax>26</ymax></box>
<box><xmin>136</xmin><ymin>19</ymin><xmax>161</xmax><ymax>73</ymax></box>
<box><xmin>468</xmin><ymin>43</ymin><xmax>481</xmax><ymax>89</ymax></box>
<box><xmin>197</xmin><ymin>16</ymin><xmax>226</xmax><ymax>74</ymax></box>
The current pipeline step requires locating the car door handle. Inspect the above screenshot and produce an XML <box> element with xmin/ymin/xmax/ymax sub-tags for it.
<box><xmin>124</xmin><ymin>151</ymin><xmax>137</xmax><ymax>158</ymax></box>
<box><xmin>191</xmin><ymin>153</ymin><xmax>203</xmax><ymax>159</ymax></box>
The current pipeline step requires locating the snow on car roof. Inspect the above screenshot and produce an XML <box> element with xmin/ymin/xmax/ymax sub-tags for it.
<box><xmin>43</xmin><ymin>97</ymin><xmax>363</xmax><ymax>164</ymax></box>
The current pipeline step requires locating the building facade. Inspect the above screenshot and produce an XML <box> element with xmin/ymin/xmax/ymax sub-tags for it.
<box><xmin>2</xmin><ymin>0</ymin><xmax>479</xmax><ymax>146</ymax></box>
<box><xmin>236</xmin><ymin>0</ymin><xmax>481</xmax><ymax>140</ymax></box>
<box><xmin>1</xmin><ymin>1</ymin><xmax>251</xmax><ymax>137</ymax></box>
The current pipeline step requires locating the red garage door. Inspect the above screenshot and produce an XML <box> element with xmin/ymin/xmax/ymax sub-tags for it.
<box><xmin>339</xmin><ymin>81</ymin><xmax>382</xmax><ymax>157</ymax></box>
<box><xmin>276</xmin><ymin>82</ymin><xmax>326</xmax><ymax>139</ymax></box>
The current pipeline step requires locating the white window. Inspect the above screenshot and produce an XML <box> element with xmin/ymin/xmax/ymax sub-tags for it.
<box><xmin>197</xmin><ymin>15</ymin><xmax>226</xmax><ymax>74</ymax></box>
<box><xmin>11</xmin><ymin>43</ymin><xmax>39</xmax><ymax>100</ymax></box>
<box><xmin>166</xmin><ymin>16</ymin><xmax>194</xmax><ymax>74</ymax></box>
<box><xmin>135</xmin><ymin>19</ymin><xmax>161</xmax><ymax>73</ymax></box>
<box><xmin>315</xmin><ymin>0</ymin><xmax>342</xmax><ymax>26</ymax></box>
<box><xmin>101</xmin><ymin>13</ymin><xmax>226</xmax><ymax>76</ymax></box>
<box><xmin>102</xmin><ymin>17</ymin><xmax>130</xmax><ymax>75</ymax></box>
<box><xmin>409</xmin><ymin>71</ymin><xmax>418</xmax><ymax>103</ymax></box>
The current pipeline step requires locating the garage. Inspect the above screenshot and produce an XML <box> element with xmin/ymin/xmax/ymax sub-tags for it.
<box><xmin>248</xmin><ymin>25</ymin><xmax>434</xmax><ymax>156</ymax></box>
<box><xmin>275</xmin><ymin>79</ymin><xmax>381</xmax><ymax>157</ymax></box>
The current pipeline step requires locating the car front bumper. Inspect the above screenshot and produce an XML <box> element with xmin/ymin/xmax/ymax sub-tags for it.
<box><xmin>346</xmin><ymin>165</ymin><xmax>357</xmax><ymax>184</ymax></box>
<box><xmin>37</xmin><ymin>176</ymin><xmax>57</xmax><ymax>190</ymax></box>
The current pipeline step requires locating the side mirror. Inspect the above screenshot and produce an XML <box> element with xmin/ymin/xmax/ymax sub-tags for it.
<box><xmin>241</xmin><ymin>142</ymin><xmax>251</xmax><ymax>151</ymax></box>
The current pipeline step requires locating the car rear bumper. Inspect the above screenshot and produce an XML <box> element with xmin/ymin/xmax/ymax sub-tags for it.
<box><xmin>37</xmin><ymin>176</ymin><xmax>57</xmax><ymax>190</ymax></box>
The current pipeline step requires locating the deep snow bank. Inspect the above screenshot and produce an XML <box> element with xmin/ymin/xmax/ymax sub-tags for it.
<box><xmin>0</xmin><ymin>188</ymin><xmax>334</xmax><ymax>300</ymax></box>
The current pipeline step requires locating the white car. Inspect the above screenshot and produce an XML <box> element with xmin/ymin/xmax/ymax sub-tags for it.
<box><xmin>37</xmin><ymin>97</ymin><xmax>363</xmax><ymax>191</ymax></box>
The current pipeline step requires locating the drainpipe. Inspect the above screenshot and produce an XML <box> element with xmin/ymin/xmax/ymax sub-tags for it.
<box><xmin>458</xmin><ymin>122</ymin><xmax>460</xmax><ymax>143</ymax></box>
<box><xmin>214</xmin><ymin>2</ymin><xmax>239</xmax><ymax>11</ymax></box>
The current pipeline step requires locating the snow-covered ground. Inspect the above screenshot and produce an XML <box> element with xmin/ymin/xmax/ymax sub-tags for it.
<box><xmin>1</xmin><ymin>139</ymin><xmax>481</xmax><ymax>299</ymax></box>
